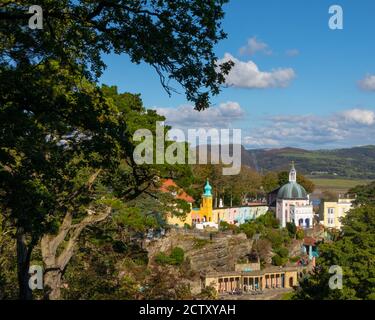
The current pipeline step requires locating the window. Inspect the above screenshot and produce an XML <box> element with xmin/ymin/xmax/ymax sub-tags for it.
<box><xmin>328</xmin><ymin>208</ymin><xmax>335</xmax><ymax>215</ymax></box>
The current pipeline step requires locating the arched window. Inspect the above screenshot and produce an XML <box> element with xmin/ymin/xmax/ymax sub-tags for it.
<box><xmin>298</xmin><ymin>219</ymin><xmax>303</xmax><ymax>226</ymax></box>
<box><xmin>305</xmin><ymin>218</ymin><xmax>310</xmax><ymax>228</ymax></box>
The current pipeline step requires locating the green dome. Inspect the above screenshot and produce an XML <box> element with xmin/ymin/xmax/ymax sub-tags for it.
<box><xmin>277</xmin><ymin>182</ymin><xmax>307</xmax><ymax>200</ymax></box>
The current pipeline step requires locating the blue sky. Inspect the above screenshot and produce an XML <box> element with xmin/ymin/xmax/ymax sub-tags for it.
<box><xmin>99</xmin><ymin>0</ymin><xmax>375</xmax><ymax>149</ymax></box>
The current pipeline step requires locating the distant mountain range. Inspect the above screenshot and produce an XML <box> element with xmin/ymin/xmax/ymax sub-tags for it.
<box><xmin>244</xmin><ymin>145</ymin><xmax>375</xmax><ymax>179</ymax></box>
<box><xmin>195</xmin><ymin>145</ymin><xmax>375</xmax><ymax>179</ymax></box>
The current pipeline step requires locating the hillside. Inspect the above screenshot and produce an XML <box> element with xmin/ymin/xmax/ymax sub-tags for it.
<box><xmin>244</xmin><ymin>145</ymin><xmax>375</xmax><ymax>179</ymax></box>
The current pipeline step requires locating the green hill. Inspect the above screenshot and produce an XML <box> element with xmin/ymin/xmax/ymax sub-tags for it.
<box><xmin>244</xmin><ymin>145</ymin><xmax>375</xmax><ymax>179</ymax></box>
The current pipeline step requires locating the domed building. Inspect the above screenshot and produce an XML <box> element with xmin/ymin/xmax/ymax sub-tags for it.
<box><xmin>276</xmin><ymin>163</ymin><xmax>314</xmax><ymax>229</ymax></box>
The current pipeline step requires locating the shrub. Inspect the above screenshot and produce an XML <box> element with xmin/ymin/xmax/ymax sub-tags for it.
<box><xmin>275</xmin><ymin>247</ymin><xmax>289</xmax><ymax>258</ymax></box>
<box><xmin>296</xmin><ymin>229</ymin><xmax>305</xmax><ymax>240</ymax></box>
<box><xmin>286</xmin><ymin>222</ymin><xmax>297</xmax><ymax>237</ymax></box>
<box><xmin>169</xmin><ymin>247</ymin><xmax>185</xmax><ymax>265</ymax></box>
<box><xmin>272</xmin><ymin>254</ymin><xmax>287</xmax><ymax>266</ymax></box>
<box><xmin>193</xmin><ymin>238</ymin><xmax>211</xmax><ymax>249</ymax></box>
<box><xmin>154</xmin><ymin>252</ymin><xmax>172</xmax><ymax>265</ymax></box>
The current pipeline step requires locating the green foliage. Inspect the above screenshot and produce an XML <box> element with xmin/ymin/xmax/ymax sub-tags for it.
<box><xmin>155</xmin><ymin>247</ymin><xmax>185</xmax><ymax>266</ymax></box>
<box><xmin>219</xmin><ymin>221</ymin><xmax>239</xmax><ymax>233</ymax></box>
<box><xmin>257</xmin><ymin>211</ymin><xmax>280</xmax><ymax>228</ymax></box>
<box><xmin>169</xmin><ymin>247</ymin><xmax>185</xmax><ymax>266</ymax></box>
<box><xmin>191</xmin><ymin>164</ymin><xmax>263</xmax><ymax>206</ymax></box>
<box><xmin>286</xmin><ymin>222</ymin><xmax>297</xmax><ymax>238</ymax></box>
<box><xmin>262</xmin><ymin>172</ymin><xmax>279</xmax><ymax>193</ymax></box>
<box><xmin>193</xmin><ymin>238</ymin><xmax>211</xmax><ymax>249</ymax></box>
<box><xmin>197</xmin><ymin>286</ymin><xmax>218</xmax><ymax>300</ymax></box>
<box><xmin>0</xmin><ymin>215</ymin><xmax>18</xmax><ymax>299</ymax></box>
<box><xmin>1</xmin><ymin>1</ymin><xmax>232</xmax><ymax>110</ymax></box>
<box><xmin>349</xmin><ymin>181</ymin><xmax>375</xmax><ymax>206</ymax></box>
<box><xmin>295</xmin><ymin>205</ymin><xmax>375</xmax><ymax>300</ymax></box>
<box><xmin>296</xmin><ymin>229</ymin><xmax>305</xmax><ymax>240</ymax></box>
<box><xmin>272</xmin><ymin>254</ymin><xmax>287</xmax><ymax>266</ymax></box>
<box><xmin>275</xmin><ymin>247</ymin><xmax>289</xmax><ymax>259</ymax></box>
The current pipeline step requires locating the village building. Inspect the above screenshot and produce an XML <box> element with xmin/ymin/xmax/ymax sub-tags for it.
<box><xmin>319</xmin><ymin>195</ymin><xmax>355</xmax><ymax>229</ymax></box>
<box><xmin>276</xmin><ymin>163</ymin><xmax>314</xmax><ymax>229</ymax></box>
<box><xmin>165</xmin><ymin>179</ymin><xmax>269</xmax><ymax>228</ymax></box>
<box><xmin>201</xmin><ymin>262</ymin><xmax>301</xmax><ymax>294</ymax></box>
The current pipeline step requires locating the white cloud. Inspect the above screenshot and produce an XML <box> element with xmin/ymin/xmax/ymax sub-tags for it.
<box><xmin>219</xmin><ymin>53</ymin><xmax>295</xmax><ymax>89</ymax></box>
<box><xmin>154</xmin><ymin>101</ymin><xmax>245</xmax><ymax>130</ymax></box>
<box><xmin>285</xmin><ymin>49</ymin><xmax>300</xmax><ymax>57</ymax></box>
<box><xmin>341</xmin><ymin>109</ymin><xmax>375</xmax><ymax>125</ymax></box>
<box><xmin>239</xmin><ymin>37</ymin><xmax>272</xmax><ymax>56</ymax></box>
<box><xmin>359</xmin><ymin>75</ymin><xmax>375</xmax><ymax>91</ymax></box>
<box><xmin>244</xmin><ymin>108</ymin><xmax>375</xmax><ymax>149</ymax></box>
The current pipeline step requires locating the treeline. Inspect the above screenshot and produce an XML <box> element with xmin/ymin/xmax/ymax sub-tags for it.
<box><xmin>293</xmin><ymin>181</ymin><xmax>375</xmax><ymax>300</ymax></box>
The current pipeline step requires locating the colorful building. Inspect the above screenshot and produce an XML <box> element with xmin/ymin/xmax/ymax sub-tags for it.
<box><xmin>162</xmin><ymin>179</ymin><xmax>194</xmax><ymax>227</ymax></box>
<box><xmin>201</xmin><ymin>264</ymin><xmax>301</xmax><ymax>294</ymax></box>
<box><xmin>165</xmin><ymin>179</ymin><xmax>268</xmax><ymax>228</ymax></box>
<box><xmin>276</xmin><ymin>163</ymin><xmax>314</xmax><ymax>229</ymax></box>
<box><xmin>319</xmin><ymin>196</ymin><xmax>355</xmax><ymax>229</ymax></box>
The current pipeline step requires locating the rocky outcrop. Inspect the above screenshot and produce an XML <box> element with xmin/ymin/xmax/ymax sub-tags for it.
<box><xmin>145</xmin><ymin>229</ymin><xmax>253</xmax><ymax>272</ymax></box>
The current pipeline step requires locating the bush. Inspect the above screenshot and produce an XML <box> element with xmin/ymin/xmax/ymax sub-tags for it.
<box><xmin>169</xmin><ymin>247</ymin><xmax>185</xmax><ymax>265</ymax></box>
<box><xmin>193</xmin><ymin>238</ymin><xmax>211</xmax><ymax>249</ymax></box>
<box><xmin>272</xmin><ymin>254</ymin><xmax>287</xmax><ymax>266</ymax></box>
<box><xmin>286</xmin><ymin>222</ymin><xmax>297</xmax><ymax>237</ymax></box>
<box><xmin>155</xmin><ymin>247</ymin><xmax>185</xmax><ymax>266</ymax></box>
<box><xmin>275</xmin><ymin>247</ymin><xmax>289</xmax><ymax>258</ymax></box>
<box><xmin>154</xmin><ymin>252</ymin><xmax>172</xmax><ymax>265</ymax></box>
<box><xmin>296</xmin><ymin>229</ymin><xmax>305</xmax><ymax>240</ymax></box>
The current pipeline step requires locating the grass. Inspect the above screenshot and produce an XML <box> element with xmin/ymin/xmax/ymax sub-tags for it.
<box><xmin>281</xmin><ymin>291</ymin><xmax>295</xmax><ymax>300</ymax></box>
<box><xmin>310</xmin><ymin>178</ymin><xmax>372</xmax><ymax>192</ymax></box>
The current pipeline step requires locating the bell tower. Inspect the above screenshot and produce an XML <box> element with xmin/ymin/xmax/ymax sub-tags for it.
<box><xmin>200</xmin><ymin>179</ymin><xmax>213</xmax><ymax>222</ymax></box>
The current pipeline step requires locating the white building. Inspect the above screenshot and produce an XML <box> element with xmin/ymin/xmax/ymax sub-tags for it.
<box><xmin>276</xmin><ymin>163</ymin><xmax>314</xmax><ymax>229</ymax></box>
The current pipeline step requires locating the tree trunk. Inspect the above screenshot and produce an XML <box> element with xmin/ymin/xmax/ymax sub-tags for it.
<box><xmin>16</xmin><ymin>228</ymin><xmax>33</xmax><ymax>300</ymax></box>
<box><xmin>43</xmin><ymin>268</ymin><xmax>62</xmax><ymax>300</ymax></box>
<box><xmin>41</xmin><ymin>207</ymin><xmax>111</xmax><ymax>300</ymax></box>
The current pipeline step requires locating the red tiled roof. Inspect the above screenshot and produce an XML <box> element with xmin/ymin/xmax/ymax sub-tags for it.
<box><xmin>160</xmin><ymin>179</ymin><xmax>194</xmax><ymax>203</ymax></box>
<box><xmin>303</xmin><ymin>237</ymin><xmax>316</xmax><ymax>246</ymax></box>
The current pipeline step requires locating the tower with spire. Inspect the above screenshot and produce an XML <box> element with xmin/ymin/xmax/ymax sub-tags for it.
<box><xmin>200</xmin><ymin>179</ymin><xmax>213</xmax><ymax>222</ymax></box>
<box><xmin>289</xmin><ymin>161</ymin><xmax>297</xmax><ymax>183</ymax></box>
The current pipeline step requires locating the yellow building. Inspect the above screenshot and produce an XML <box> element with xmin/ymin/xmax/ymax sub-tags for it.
<box><xmin>165</xmin><ymin>179</ymin><xmax>213</xmax><ymax>227</ymax></box>
<box><xmin>191</xmin><ymin>179</ymin><xmax>213</xmax><ymax>223</ymax></box>
<box><xmin>319</xmin><ymin>196</ymin><xmax>355</xmax><ymax>229</ymax></box>
<box><xmin>201</xmin><ymin>265</ymin><xmax>301</xmax><ymax>294</ymax></box>
<box><xmin>162</xmin><ymin>179</ymin><xmax>194</xmax><ymax>227</ymax></box>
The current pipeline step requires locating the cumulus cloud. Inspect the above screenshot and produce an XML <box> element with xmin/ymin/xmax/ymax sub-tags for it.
<box><xmin>239</xmin><ymin>37</ymin><xmax>272</xmax><ymax>56</ymax></box>
<box><xmin>244</xmin><ymin>108</ymin><xmax>375</xmax><ymax>149</ymax></box>
<box><xmin>154</xmin><ymin>101</ymin><xmax>245</xmax><ymax>130</ymax></box>
<box><xmin>285</xmin><ymin>49</ymin><xmax>300</xmax><ymax>57</ymax></box>
<box><xmin>341</xmin><ymin>109</ymin><xmax>375</xmax><ymax>125</ymax></box>
<box><xmin>359</xmin><ymin>75</ymin><xmax>375</xmax><ymax>91</ymax></box>
<box><xmin>218</xmin><ymin>53</ymin><xmax>295</xmax><ymax>89</ymax></box>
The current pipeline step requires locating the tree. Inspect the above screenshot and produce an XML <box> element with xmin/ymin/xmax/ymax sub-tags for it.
<box><xmin>0</xmin><ymin>80</ymin><xmax>190</xmax><ymax>299</ymax></box>
<box><xmin>349</xmin><ymin>181</ymin><xmax>375</xmax><ymax>206</ymax></box>
<box><xmin>1</xmin><ymin>1</ymin><xmax>232</xmax><ymax>298</ymax></box>
<box><xmin>0</xmin><ymin>0</ymin><xmax>233</xmax><ymax>110</ymax></box>
<box><xmin>262</xmin><ymin>172</ymin><xmax>279</xmax><ymax>193</ymax></box>
<box><xmin>295</xmin><ymin>205</ymin><xmax>375</xmax><ymax>300</ymax></box>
